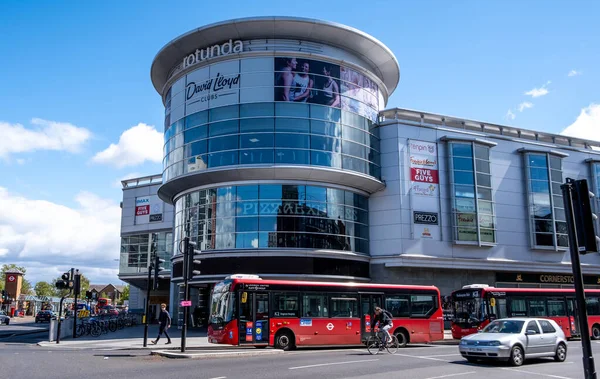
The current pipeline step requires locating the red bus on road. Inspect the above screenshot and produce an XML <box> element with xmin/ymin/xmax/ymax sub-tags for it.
<box><xmin>451</xmin><ymin>284</ymin><xmax>600</xmax><ymax>340</ymax></box>
<box><xmin>207</xmin><ymin>275</ymin><xmax>444</xmax><ymax>350</ymax></box>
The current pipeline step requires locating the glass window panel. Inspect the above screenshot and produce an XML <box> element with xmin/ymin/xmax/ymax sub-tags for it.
<box><xmin>454</xmin><ymin>171</ymin><xmax>475</xmax><ymax>185</ymax></box>
<box><xmin>311</xmin><ymin>151</ymin><xmax>341</xmax><ymax>168</ymax></box>
<box><xmin>275</xmin><ymin>102</ymin><xmax>309</xmax><ymax>117</ymax></box>
<box><xmin>184</xmin><ymin>125</ymin><xmax>208</xmax><ymax>143</ymax></box>
<box><xmin>260</xmin><ymin>185</ymin><xmax>282</xmax><ymax>200</ymax></box>
<box><xmin>478</xmin><ymin>200</ymin><xmax>493</xmax><ymax>214</ymax></box>
<box><xmin>310</xmin><ymin>104</ymin><xmax>341</xmax><ymax>122</ymax></box>
<box><xmin>477</xmin><ymin>187</ymin><xmax>492</xmax><ymax>201</ymax></box>
<box><xmin>555</xmin><ymin>221</ymin><xmax>567</xmax><ymax>234</ymax></box>
<box><xmin>275</xmin><ymin>118</ymin><xmax>310</xmax><ymax>133</ymax></box>
<box><xmin>475</xmin><ymin>159</ymin><xmax>490</xmax><ymax>174</ymax></box>
<box><xmin>455</xmin><ymin>198</ymin><xmax>476</xmax><ymax>212</ymax></box>
<box><xmin>528</xmin><ymin>300</ymin><xmax>546</xmax><ymax>317</ymax></box>
<box><xmin>342</xmin><ymin>156</ymin><xmax>367</xmax><ymax>174</ymax></box>
<box><xmin>259</xmin><ymin>216</ymin><xmax>277</xmax><ymax>231</ymax></box>
<box><xmin>531</xmin><ymin>180</ymin><xmax>550</xmax><ymax>193</ymax></box>
<box><xmin>369</xmin><ymin>134</ymin><xmax>380</xmax><ymax>152</ymax></box>
<box><xmin>529</xmin><ymin>167</ymin><xmax>549</xmax><ymax>180</ymax></box>
<box><xmin>305</xmin><ymin>186</ymin><xmax>327</xmax><ymax>203</ymax></box>
<box><xmin>240</xmin><ymin>103</ymin><xmax>274</xmax><ymax>118</ymax></box>
<box><xmin>237</xmin><ymin>201</ymin><xmax>258</xmax><ymax>216</ymax></box>
<box><xmin>410</xmin><ymin>295</ymin><xmax>435</xmax><ymax>317</ymax></box>
<box><xmin>236</xmin><ymin>217</ymin><xmax>258</xmax><ymax>233</ymax></box>
<box><xmin>341</xmin><ymin>110</ymin><xmax>366</xmax><ymax>130</ymax></box>
<box><xmin>275</xmin><ymin>149</ymin><xmax>309</xmax><ymax>164</ymax></box>
<box><xmin>548</xmin><ymin>299</ymin><xmax>566</xmax><ymax>316</ymax></box>
<box><xmin>209</xmin><ymin>104</ymin><xmax>239</xmax><ymax>122</ymax></box>
<box><xmin>240</xmin><ymin>149</ymin><xmax>273</xmax><ymax>164</ymax></box>
<box><xmin>186</xmin><ymin>140</ymin><xmax>207</xmax><ymax>157</ymax></box>
<box><xmin>476</xmin><ymin>173</ymin><xmax>491</xmax><ymax>188</ymax></box>
<box><xmin>237</xmin><ymin>185</ymin><xmax>259</xmax><ymax>201</ymax></box>
<box><xmin>302</xmin><ymin>294</ymin><xmax>328</xmax><ymax>317</ymax></box>
<box><xmin>479</xmin><ymin>214</ymin><xmax>494</xmax><ymax>228</ymax></box>
<box><xmin>275</xmin><ymin>133</ymin><xmax>310</xmax><ymax>149</ymax></box>
<box><xmin>236</xmin><ymin>233</ymin><xmax>259</xmax><ymax>249</ymax></box>
<box><xmin>551</xmin><ymin>182</ymin><xmax>562</xmax><ymax>195</ymax></box>
<box><xmin>311</xmin><ymin>120</ymin><xmax>341</xmax><ymax>137</ymax></box>
<box><xmin>240</xmin><ymin>133</ymin><xmax>274</xmax><ymax>148</ymax></box>
<box><xmin>557</xmin><ymin>234</ymin><xmax>569</xmax><ymax>247</ymax></box>
<box><xmin>216</xmin><ymin>233</ymin><xmax>235</xmax><ymax>249</ymax></box>
<box><xmin>311</xmin><ymin>136</ymin><xmax>341</xmax><ymax>152</ymax></box>
<box><xmin>330</xmin><ymin>295</ymin><xmax>358</xmax><ymax>318</ymax></box>
<box><xmin>528</xmin><ymin>154</ymin><xmax>547</xmax><ymax>167</ymax></box>
<box><xmin>385</xmin><ymin>296</ymin><xmax>410</xmax><ymax>317</ymax></box>
<box><xmin>209</xmin><ymin>135</ymin><xmax>238</xmax><ymax>152</ymax></box>
<box><xmin>456</xmin><ymin>227</ymin><xmax>478</xmax><ymax>241</ymax></box>
<box><xmin>474</xmin><ymin>145</ymin><xmax>489</xmax><ymax>160</ymax></box>
<box><xmin>535</xmin><ymin>233</ymin><xmax>554</xmax><ymax>246</ymax></box>
<box><xmin>272</xmin><ymin>293</ymin><xmax>299</xmax><ymax>317</ymax></box>
<box><xmin>535</xmin><ymin>220</ymin><xmax>553</xmax><ymax>233</ymax></box>
<box><xmin>342</xmin><ymin>125</ymin><xmax>366</xmax><ymax>144</ymax></box>
<box><xmin>453</xmin><ymin>157</ymin><xmax>473</xmax><ymax>171</ymax></box>
<box><xmin>549</xmin><ymin>156</ymin><xmax>561</xmax><ymax>170</ymax></box>
<box><xmin>451</xmin><ymin>143</ymin><xmax>472</xmax><ymax>158</ymax></box>
<box><xmin>282</xmin><ymin>185</ymin><xmax>305</xmax><ymax>200</ymax></box>
<box><xmin>554</xmin><ymin>208</ymin><xmax>566</xmax><ymax>221</ymax></box>
<box><xmin>216</xmin><ymin>217</ymin><xmax>235</xmax><ymax>233</ymax></box>
<box><xmin>185</xmin><ymin>111</ymin><xmax>208</xmax><ymax>129</ymax></box>
<box><xmin>239</xmin><ymin>118</ymin><xmax>274</xmax><ymax>133</ymax></box>
<box><xmin>480</xmin><ymin>229</ymin><xmax>495</xmax><ymax>243</ymax></box>
<box><xmin>208</xmin><ymin>151</ymin><xmax>238</xmax><ymax>167</ymax></box>
<box><xmin>455</xmin><ymin>185</ymin><xmax>476</xmax><ymax>198</ymax></box>
<box><xmin>209</xmin><ymin>120</ymin><xmax>239</xmax><ymax>137</ymax></box>
<box><xmin>342</xmin><ymin>140</ymin><xmax>368</xmax><ymax>159</ymax></box>
<box><xmin>550</xmin><ymin>169</ymin><xmax>562</xmax><ymax>183</ymax></box>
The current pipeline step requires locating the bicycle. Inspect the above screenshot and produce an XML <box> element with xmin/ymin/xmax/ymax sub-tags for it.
<box><xmin>366</xmin><ymin>329</ymin><xmax>399</xmax><ymax>355</ymax></box>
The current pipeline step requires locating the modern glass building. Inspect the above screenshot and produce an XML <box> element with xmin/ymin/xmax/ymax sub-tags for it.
<box><xmin>118</xmin><ymin>17</ymin><xmax>600</xmax><ymax>327</ymax></box>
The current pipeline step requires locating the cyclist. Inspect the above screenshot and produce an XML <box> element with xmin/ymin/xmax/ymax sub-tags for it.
<box><xmin>373</xmin><ymin>306</ymin><xmax>393</xmax><ymax>345</ymax></box>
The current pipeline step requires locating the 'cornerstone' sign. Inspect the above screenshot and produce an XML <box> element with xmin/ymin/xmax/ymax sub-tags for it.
<box><xmin>496</xmin><ymin>272</ymin><xmax>600</xmax><ymax>285</ymax></box>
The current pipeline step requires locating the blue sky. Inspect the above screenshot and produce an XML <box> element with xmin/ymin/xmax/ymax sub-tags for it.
<box><xmin>1</xmin><ymin>0</ymin><xmax>598</xmax><ymax>284</ymax></box>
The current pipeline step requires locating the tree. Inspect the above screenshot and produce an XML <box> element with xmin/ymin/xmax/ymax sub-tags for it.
<box><xmin>21</xmin><ymin>279</ymin><xmax>33</xmax><ymax>295</ymax></box>
<box><xmin>34</xmin><ymin>281</ymin><xmax>56</xmax><ymax>297</ymax></box>
<box><xmin>119</xmin><ymin>284</ymin><xmax>130</xmax><ymax>305</ymax></box>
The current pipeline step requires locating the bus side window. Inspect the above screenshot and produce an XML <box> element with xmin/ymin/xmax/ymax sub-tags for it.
<box><xmin>548</xmin><ymin>298</ymin><xmax>566</xmax><ymax>317</ymax></box>
<box><xmin>496</xmin><ymin>299</ymin><xmax>507</xmax><ymax>319</ymax></box>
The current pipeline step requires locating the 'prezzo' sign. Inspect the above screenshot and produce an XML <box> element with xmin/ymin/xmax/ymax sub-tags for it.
<box><xmin>182</xmin><ymin>39</ymin><xmax>244</xmax><ymax>69</ymax></box>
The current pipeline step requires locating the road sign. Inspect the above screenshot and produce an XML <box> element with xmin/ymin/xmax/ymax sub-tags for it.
<box><xmin>180</xmin><ymin>300</ymin><xmax>192</xmax><ymax>307</ymax></box>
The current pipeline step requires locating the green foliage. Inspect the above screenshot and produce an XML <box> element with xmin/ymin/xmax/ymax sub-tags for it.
<box><xmin>34</xmin><ymin>281</ymin><xmax>56</xmax><ymax>297</ymax></box>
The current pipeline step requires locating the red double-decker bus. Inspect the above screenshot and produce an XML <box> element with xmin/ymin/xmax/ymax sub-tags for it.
<box><xmin>207</xmin><ymin>275</ymin><xmax>444</xmax><ymax>350</ymax></box>
<box><xmin>451</xmin><ymin>284</ymin><xmax>600</xmax><ymax>340</ymax></box>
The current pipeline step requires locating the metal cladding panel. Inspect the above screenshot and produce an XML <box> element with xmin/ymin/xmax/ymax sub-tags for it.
<box><xmin>157</xmin><ymin>166</ymin><xmax>383</xmax><ymax>204</ymax></box>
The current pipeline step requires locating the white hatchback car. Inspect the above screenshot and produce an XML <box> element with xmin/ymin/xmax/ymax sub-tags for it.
<box><xmin>459</xmin><ymin>318</ymin><xmax>567</xmax><ymax>366</ymax></box>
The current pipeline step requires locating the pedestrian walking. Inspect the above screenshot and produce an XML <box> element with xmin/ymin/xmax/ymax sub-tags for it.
<box><xmin>151</xmin><ymin>303</ymin><xmax>171</xmax><ymax>345</ymax></box>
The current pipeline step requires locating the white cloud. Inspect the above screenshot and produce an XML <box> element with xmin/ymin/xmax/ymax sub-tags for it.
<box><xmin>0</xmin><ymin>118</ymin><xmax>91</xmax><ymax>159</ymax></box>
<box><xmin>505</xmin><ymin>109</ymin><xmax>516</xmax><ymax>121</ymax></box>
<box><xmin>561</xmin><ymin>103</ymin><xmax>600</xmax><ymax>143</ymax></box>
<box><xmin>112</xmin><ymin>172</ymin><xmax>143</xmax><ymax>189</ymax></box>
<box><xmin>568</xmin><ymin>70</ymin><xmax>582</xmax><ymax>77</ymax></box>
<box><xmin>518</xmin><ymin>102</ymin><xmax>534</xmax><ymax>112</ymax></box>
<box><xmin>524</xmin><ymin>81</ymin><xmax>551</xmax><ymax>98</ymax></box>
<box><xmin>92</xmin><ymin>123</ymin><xmax>162</xmax><ymax>168</ymax></box>
<box><xmin>0</xmin><ymin>187</ymin><xmax>121</xmax><ymax>284</ymax></box>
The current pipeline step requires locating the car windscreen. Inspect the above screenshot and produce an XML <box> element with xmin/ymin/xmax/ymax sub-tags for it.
<box><xmin>482</xmin><ymin>320</ymin><xmax>524</xmax><ymax>334</ymax></box>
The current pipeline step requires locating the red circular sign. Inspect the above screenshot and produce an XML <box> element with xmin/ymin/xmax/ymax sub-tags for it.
<box><xmin>7</xmin><ymin>275</ymin><xmax>15</xmax><ymax>282</ymax></box>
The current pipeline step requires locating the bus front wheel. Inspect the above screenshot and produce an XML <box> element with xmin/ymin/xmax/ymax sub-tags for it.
<box><xmin>275</xmin><ymin>331</ymin><xmax>295</xmax><ymax>351</ymax></box>
<box><xmin>395</xmin><ymin>329</ymin><xmax>409</xmax><ymax>348</ymax></box>
<box><xmin>592</xmin><ymin>325</ymin><xmax>600</xmax><ymax>340</ymax></box>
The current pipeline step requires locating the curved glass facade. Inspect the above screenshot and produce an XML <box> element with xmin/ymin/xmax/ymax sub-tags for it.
<box><xmin>163</xmin><ymin>102</ymin><xmax>381</xmax><ymax>182</ymax></box>
<box><xmin>174</xmin><ymin>183</ymin><xmax>369</xmax><ymax>255</ymax></box>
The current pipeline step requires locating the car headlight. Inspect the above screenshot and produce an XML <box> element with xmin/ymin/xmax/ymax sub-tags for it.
<box><xmin>489</xmin><ymin>341</ymin><xmax>501</xmax><ymax>346</ymax></box>
<box><xmin>460</xmin><ymin>340</ymin><xmax>468</xmax><ymax>345</ymax></box>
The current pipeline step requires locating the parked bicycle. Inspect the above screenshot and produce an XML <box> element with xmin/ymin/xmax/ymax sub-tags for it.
<box><xmin>75</xmin><ymin>313</ymin><xmax>139</xmax><ymax>338</ymax></box>
<box><xmin>366</xmin><ymin>329</ymin><xmax>399</xmax><ymax>355</ymax></box>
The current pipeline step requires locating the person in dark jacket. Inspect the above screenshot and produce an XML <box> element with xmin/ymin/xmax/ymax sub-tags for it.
<box><xmin>152</xmin><ymin>303</ymin><xmax>171</xmax><ymax>345</ymax></box>
<box><xmin>373</xmin><ymin>306</ymin><xmax>394</xmax><ymax>345</ymax></box>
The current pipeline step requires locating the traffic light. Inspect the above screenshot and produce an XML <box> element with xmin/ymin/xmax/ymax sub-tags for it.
<box><xmin>85</xmin><ymin>291</ymin><xmax>92</xmax><ymax>300</ymax></box>
<box><xmin>153</xmin><ymin>254</ymin><xmax>166</xmax><ymax>290</ymax></box>
<box><xmin>55</xmin><ymin>271</ymin><xmax>71</xmax><ymax>290</ymax></box>
<box><xmin>568</xmin><ymin>178</ymin><xmax>600</xmax><ymax>254</ymax></box>
<box><xmin>187</xmin><ymin>241</ymin><xmax>201</xmax><ymax>279</ymax></box>
<box><xmin>73</xmin><ymin>273</ymin><xmax>81</xmax><ymax>297</ymax></box>
<box><xmin>1</xmin><ymin>290</ymin><xmax>6</xmax><ymax>302</ymax></box>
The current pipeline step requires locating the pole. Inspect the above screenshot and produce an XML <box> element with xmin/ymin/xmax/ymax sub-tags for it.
<box><xmin>73</xmin><ymin>272</ymin><xmax>79</xmax><ymax>339</ymax></box>
<box><xmin>181</xmin><ymin>237</ymin><xmax>189</xmax><ymax>352</ymax></box>
<box><xmin>56</xmin><ymin>294</ymin><xmax>67</xmax><ymax>344</ymax></box>
<box><xmin>562</xmin><ymin>182</ymin><xmax>597</xmax><ymax>379</ymax></box>
<box><xmin>143</xmin><ymin>265</ymin><xmax>152</xmax><ymax>347</ymax></box>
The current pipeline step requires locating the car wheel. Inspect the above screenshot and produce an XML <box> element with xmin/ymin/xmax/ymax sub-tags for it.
<box><xmin>274</xmin><ymin>331</ymin><xmax>295</xmax><ymax>351</ymax></box>
<box><xmin>592</xmin><ymin>325</ymin><xmax>600</xmax><ymax>340</ymax></box>
<box><xmin>509</xmin><ymin>345</ymin><xmax>524</xmax><ymax>366</ymax></box>
<box><xmin>554</xmin><ymin>342</ymin><xmax>567</xmax><ymax>362</ymax></box>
